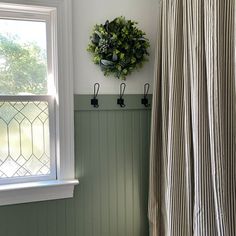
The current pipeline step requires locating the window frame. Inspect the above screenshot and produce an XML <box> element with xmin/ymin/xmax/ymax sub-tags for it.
<box><xmin>0</xmin><ymin>0</ymin><xmax>78</xmax><ymax>206</ymax></box>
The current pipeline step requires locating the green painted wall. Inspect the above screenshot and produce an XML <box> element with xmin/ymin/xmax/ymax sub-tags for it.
<box><xmin>0</xmin><ymin>95</ymin><xmax>151</xmax><ymax>236</ymax></box>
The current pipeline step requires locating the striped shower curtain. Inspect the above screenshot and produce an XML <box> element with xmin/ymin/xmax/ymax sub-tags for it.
<box><xmin>148</xmin><ymin>0</ymin><xmax>236</xmax><ymax>235</ymax></box>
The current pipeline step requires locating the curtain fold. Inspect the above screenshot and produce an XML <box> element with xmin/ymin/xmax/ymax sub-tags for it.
<box><xmin>148</xmin><ymin>0</ymin><xmax>236</xmax><ymax>235</ymax></box>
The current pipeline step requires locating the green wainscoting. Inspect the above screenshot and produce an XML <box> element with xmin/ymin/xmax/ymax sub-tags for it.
<box><xmin>0</xmin><ymin>95</ymin><xmax>151</xmax><ymax>236</ymax></box>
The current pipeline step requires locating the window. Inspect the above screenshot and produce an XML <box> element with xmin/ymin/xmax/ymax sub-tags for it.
<box><xmin>0</xmin><ymin>13</ymin><xmax>55</xmax><ymax>184</ymax></box>
<box><xmin>0</xmin><ymin>1</ymin><xmax>78</xmax><ymax>206</ymax></box>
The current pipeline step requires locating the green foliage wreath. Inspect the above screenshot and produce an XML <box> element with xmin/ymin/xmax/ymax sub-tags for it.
<box><xmin>87</xmin><ymin>16</ymin><xmax>150</xmax><ymax>80</ymax></box>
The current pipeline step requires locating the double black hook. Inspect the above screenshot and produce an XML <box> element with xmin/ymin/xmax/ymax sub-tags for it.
<box><xmin>117</xmin><ymin>83</ymin><xmax>126</xmax><ymax>108</ymax></box>
<box><xmin>91</xmin><ymin>82</ymin><xmax>150</xmax><ymax>108</ymax></box>
<box><xmin>91</xmin><ymin>83</ymin><xmax>100</xmax><ymax>108</ymax></box>
<box><xmin>141</xmin><ymin>83</ymin><xmax>150</xmax><ymax>107</ymax></box>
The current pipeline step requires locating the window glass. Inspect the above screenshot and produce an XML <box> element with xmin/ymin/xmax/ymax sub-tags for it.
<box><xmin>0</xmin><ymin>19</ymin><xmax>53</xmax><ymax>182</ymax></box>
<box><xmin>0</xmin><ymin>19</ymin><xmax>48</xmax><ymax>95</ymax></box>
<box><xmin>0</xmin><ymin>101</ymin><xmax>50</xmax><ymax>179</ymax></box>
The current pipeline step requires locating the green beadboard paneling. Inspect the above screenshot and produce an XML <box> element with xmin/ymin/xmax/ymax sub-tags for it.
<box><xmin>0</xmin><ymin>95</ymin><xmax>151</xmax><ymax>236</ymax></box>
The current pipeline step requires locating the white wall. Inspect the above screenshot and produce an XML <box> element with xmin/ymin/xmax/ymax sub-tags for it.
<box><xmin>72</xmin><ymin>0</ymin><xmax>158</xmax><ymax>94</ymax></box>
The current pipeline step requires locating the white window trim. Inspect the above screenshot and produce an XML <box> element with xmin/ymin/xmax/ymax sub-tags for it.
<box><xmin>0</xmin><ymin>0</ymin><xmax>78</xmax><ymax>206</ymax></box>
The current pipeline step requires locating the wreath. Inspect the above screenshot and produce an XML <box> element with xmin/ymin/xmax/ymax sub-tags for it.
<box><xmin>87</xmin><ymin>16</ymin><xmax>150</xmax><ymax>80</ymax></box>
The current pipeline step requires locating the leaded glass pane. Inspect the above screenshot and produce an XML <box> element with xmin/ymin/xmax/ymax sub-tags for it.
<box><xmin>0</xmin><ymin>101</ymin><xmax>50</xmax><ymax>178</ymax></box>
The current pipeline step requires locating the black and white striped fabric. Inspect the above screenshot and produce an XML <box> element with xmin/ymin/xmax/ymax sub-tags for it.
<box><xmin>148</xmin><ymin>0</ymin><xmax>236</xmax><ymax>235</ymax></box>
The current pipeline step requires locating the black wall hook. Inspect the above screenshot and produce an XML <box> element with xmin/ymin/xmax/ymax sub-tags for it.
<box><xmin>117</xmin><ymin>83</ymin><xmax>126</xmax><ymax>108</ymax></box>
<box><xmin>91</xmin><ymin>83</ymin><xmax>100</xmax><ymax>108</ymax></box>
<box><xmin>141</xmin><ymin>83</ymin><xmax>150</xmax><ymax>107</ymax></box>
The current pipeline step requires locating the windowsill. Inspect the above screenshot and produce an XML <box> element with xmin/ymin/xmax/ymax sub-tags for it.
<box><xmin>0</xmin><ymin>179</ymin><xmax>79</xmax><ymax>206</ymax></box>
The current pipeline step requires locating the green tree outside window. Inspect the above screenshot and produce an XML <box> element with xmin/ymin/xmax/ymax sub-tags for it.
<box><xmin>0</xmin><ymin>34</ymin><xmax>47</xmax><ymax>95</ymax></box>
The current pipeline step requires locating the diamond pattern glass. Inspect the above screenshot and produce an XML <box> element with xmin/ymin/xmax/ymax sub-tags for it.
<box><xmin>0</xmin><ymin>101</ymin><xmax>50</xmax><ymax>178</ymax></box>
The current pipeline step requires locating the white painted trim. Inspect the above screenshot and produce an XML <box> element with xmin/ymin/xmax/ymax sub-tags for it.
<box><xmin>0</xmin><ymin>0</ymin><xmax>76</xmax><ymax>205</ymax></box>
<box><xmin>56</xmin><ymin>0</ymin><xmax>74</xmax><ymax>180</ymax></box>
<box><xmin>0</xmin><ymin>179</ymin><xmax>79</xmax><ymax>206</ymax></box>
